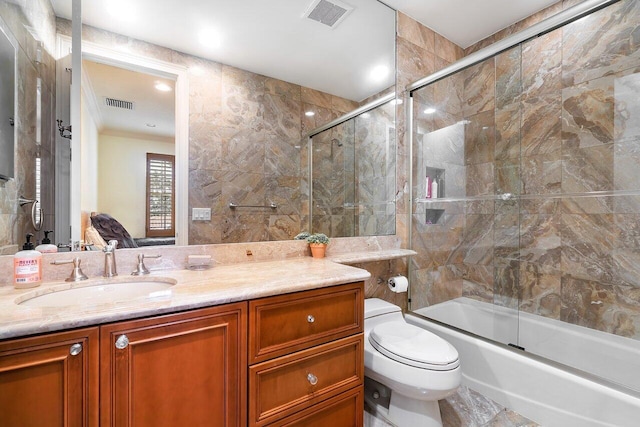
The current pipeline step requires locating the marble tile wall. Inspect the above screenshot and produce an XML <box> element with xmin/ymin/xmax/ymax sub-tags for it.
<box><xmin>411</xmin><ymin>0</ymin><xmax>640</xmax><ymax>341</ymax></box>
<box><xmin>0</xmin><ymin>0</ymin><xmax>57</xmax><ymax>254</ymax></box>
<box><xmin>59</xmin><ymin>21</ymin><xmax>360</xmax><ymax>245</ymax></box>
<box><xmin>311</xmin><ymin>100</ymin><xmax>396</xmax><ymax>237</ymax></box>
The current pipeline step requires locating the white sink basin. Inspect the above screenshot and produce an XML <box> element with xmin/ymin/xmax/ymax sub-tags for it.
<box><xmin>17</xmin><ymin>278</ymin><xmax>177</xmax><ymax>308</ymax></box>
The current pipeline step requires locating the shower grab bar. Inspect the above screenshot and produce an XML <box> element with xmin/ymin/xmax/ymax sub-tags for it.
<box><xmin>417</xmin><ymin>189</ymin><xmax>640</xmax><ymax>204</ymax></box>
<box><xmin>343</xmin><ymin>201</ymin><xmax>396</xmax><ymax>208</ymax></box>
<box><xmin>229</xmin><ymin>202</ymin><xmax>277</xmax><ymax>209</ymax></box>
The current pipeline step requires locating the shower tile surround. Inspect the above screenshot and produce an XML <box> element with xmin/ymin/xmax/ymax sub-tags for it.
<box><xmin>410</xmin><ymin>0</ymin><xmax>640</xmax><ymax>361</ymax></box>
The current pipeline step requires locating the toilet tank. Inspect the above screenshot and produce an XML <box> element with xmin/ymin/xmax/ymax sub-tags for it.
<box><xmin>365</xmin><ymin>298</ymin><xmax>403</xmax><ymax>320</ymax></box>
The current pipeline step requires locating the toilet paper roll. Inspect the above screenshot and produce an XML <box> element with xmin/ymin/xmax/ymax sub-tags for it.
<box><xmin>387</xmin><ymin>276</ymin><xmax>408</xmax><ymax>293</ymax></box>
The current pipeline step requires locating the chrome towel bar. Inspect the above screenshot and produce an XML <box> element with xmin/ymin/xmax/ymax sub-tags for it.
<box><xmin>229</xmin><ymin>202</ymin><xmax>277</xmax><ymax>209</ymax></box>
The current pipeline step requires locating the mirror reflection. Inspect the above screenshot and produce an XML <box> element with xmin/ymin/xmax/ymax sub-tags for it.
<box><xmin>0</xmin><ymin>0</ymin><xmax>396</xmax><ymax>252</ymax></box>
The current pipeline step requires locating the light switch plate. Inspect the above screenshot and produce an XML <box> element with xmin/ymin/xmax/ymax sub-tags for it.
<box><xmin>192</xmin><ymin>208</ymin><xmax>211</xmax><ymax>221</ymax></box>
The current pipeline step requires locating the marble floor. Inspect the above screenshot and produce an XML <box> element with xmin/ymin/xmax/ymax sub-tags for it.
<box><xmin>364</xmin><ymin>385</ymin><xmax>539</xmax><ymax>427</ymax></box>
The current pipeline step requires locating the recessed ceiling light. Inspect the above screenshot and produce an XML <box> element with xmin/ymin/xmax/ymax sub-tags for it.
<box><xmin>155</xmin><ymin>82</ymin><xmax>172</xmax><ymax>92</ymax></box>
<box><xmin>199</xmin><ymin>28</ymin><xmax>223</xmax><ymax>49</ymax></box>
<box><xmin>369</xmin><ymin>65</ymin><xmax>389</xmax><ymax>82</ymax></box>
<box><xmin>424</xmin><ymin>107</ymin><xmax>436</xmax><ymax>114</ymax></box>
<box><xmin>305</xmin><ymin>111</ymin><xmax>315</xmax><ymax>117</ymax></box>
<box><xmin>146</xmin><ymin>123</ymin><xmax>157</xmax><ymax>128</ymax></box>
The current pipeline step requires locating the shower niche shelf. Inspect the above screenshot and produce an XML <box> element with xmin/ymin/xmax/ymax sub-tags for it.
<box><xmin>426</xmin><ymin>209</ymin><xmax>444</xmax><ymax>225</ymax></box>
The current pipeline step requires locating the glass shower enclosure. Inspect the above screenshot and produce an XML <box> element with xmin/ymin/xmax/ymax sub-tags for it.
<box><xmin>409</xmin><ymin>0</ymin><xmax>640</xmax><ymax>393</ymax></box>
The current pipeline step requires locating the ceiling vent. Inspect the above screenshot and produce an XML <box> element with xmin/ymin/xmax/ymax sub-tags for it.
<box><xmin>104</xmin><ymin>97</ymin><xmax>134</xmax><ymax>110</ymax></box>
<box><xmin>303</xmin><ymin>0</ymin><xmax>353</xmax><ymax>29</ymax></box>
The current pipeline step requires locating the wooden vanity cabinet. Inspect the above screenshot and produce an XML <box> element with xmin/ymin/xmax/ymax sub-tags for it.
<box><xmin>248</xmin><ymin>282</ymin><xmax>364</xmax><ymax>426</ymax></box>
<box><xmin>0</xmin><ymin>327</ymin><xmax>99</xmax><ymax>427</ymax></box>
<box><xmin>99</xmin><ymin>302</ymin><xmax>247</xmax><ymax>427</ymax></box>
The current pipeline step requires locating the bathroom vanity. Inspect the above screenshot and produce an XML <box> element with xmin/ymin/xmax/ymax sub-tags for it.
<box><xmin>0</xmin><ymin>258</ymin><xmax>369</xmax><ymax>426</ymax></box>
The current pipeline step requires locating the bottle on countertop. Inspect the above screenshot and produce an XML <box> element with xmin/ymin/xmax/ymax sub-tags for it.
<box><xmin>35</xmin><ymin>230</ymin><xmax>58</xmax><ymax>253</ymax></box>
<box><xmin>14</xmin><ymin>233</ymin><xmax>42</xmax><ymax>289</ymax></box>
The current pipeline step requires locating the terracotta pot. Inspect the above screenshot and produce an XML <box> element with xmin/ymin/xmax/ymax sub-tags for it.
<box><xmin>309</xmin><ymin>243</ymin><xmax>327</xmax><ymax>258</ymax></box>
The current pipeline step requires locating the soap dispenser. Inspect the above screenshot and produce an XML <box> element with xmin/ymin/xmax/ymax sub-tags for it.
<box><xmin>36</xmin><ymin>230</ymin><xmax>58</xmax><ymax>253</ymax></box>
<box><xmin>14</xmin><ymin>233</ymin><xmax>42</xmax><ymax>289</ymax></box>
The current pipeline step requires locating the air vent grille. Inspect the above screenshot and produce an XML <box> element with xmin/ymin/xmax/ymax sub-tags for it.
<box><xmin>104</xmin><ymin>97</ymin><xmax>134</xmax><ymax>110</ymax></box>
<box><xmin>304</xmin><ymin>0</ymin><xmax>353</xmax><ymax>28</ymax></box>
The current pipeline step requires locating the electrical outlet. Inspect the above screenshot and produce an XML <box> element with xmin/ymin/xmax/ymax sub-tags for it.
<box><xmin>192</xmin><ymin>208</ymin><xmax>211</xmax><ymax>221</ymax></box>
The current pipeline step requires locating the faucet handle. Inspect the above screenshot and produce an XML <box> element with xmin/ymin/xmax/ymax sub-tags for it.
<box><xmin>131</xmin><ymin>254</ymin><xmax>161</xmax><ymax>276</ymax></box>
<box><xmin>104</xmin><ymin>240</ymin><xmax>118</xmax><ymax>252</ymax></box>
<box><xmin>51</xmin><ymin>257</ymin><xmax>89</xmax><ymax>282</ymax></box>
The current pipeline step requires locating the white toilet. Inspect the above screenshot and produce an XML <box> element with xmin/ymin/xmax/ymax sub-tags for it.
<box><xmin>364</xmin><ymin>298</ymin><xmax>461</xmax><ymax>427</ymax></box>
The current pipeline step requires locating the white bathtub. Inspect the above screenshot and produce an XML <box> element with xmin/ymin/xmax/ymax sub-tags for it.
<box><xmin>407</xmin><ymin>297</ymin><xmax>640</xmax><ymax>427</ymax></box>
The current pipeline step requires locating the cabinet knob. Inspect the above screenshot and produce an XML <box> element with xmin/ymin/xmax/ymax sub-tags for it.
<box><xmin>69</xmin><ymin>343</ymin><xmax>83</xmax><ymax>356</ymax></box>
<box><xmin>115</xmin><ymin>334</ymin><xmax>129</xmax><ymax>349</ymax></box>
<box><xmin>307</xmin><ymin>373</ymin><xmax>318</xmax><ymax>386</ymax></box>
<box><xmin>307</xmin><ymin>314</ymin><xmax>315</xmax><ymax>323</ymax></box>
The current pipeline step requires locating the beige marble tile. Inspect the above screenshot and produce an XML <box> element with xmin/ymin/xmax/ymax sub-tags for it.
<box><xmin>397</xmin><ymin>12</ymin><xmax>435</xmax><ymax>53</ymax></box>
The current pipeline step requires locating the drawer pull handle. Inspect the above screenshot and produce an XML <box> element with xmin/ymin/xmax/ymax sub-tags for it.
<box><xmin>115</xmin><ymin>334</ymin><xmax>129</xmax><ymax>349</ymax></box>
<box><xmin>69</xmin><ymin>343</ymin><xmax>83</xmax><ymax>356</ymax></box>
<box><xmin>307</xmin><ymin>314</ymin><xmax>315</xmax><ymax>323</ymax></box>
<box><xmin>307</xmin><ymin>373</ymin><xmax>318</xmax><ymax>386</ymax></box>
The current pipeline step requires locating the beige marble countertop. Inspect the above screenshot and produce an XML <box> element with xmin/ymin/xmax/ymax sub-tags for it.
<box><xmin>328</xmin><ymin>249</ymin><xmax>416</xmax><ymax>264</ymax></box>
<box><xmin>0</xmin><ymin>257</ymin><xmax>370</xmax><ymax>340</ymax></box>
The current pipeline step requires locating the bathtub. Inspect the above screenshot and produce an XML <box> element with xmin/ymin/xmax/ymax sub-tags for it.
<box><xmin>406</xmin><ymin>297</ymin><xmax>640</xmax><ymax>427</ymax></box>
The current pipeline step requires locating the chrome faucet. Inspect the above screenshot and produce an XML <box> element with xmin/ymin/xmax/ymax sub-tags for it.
<box><xmin>103</xmin><ymin>240</ymin><xmax>118</xmax><ymax>277</ymax></box>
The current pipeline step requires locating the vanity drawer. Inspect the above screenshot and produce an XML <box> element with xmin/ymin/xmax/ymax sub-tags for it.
<box><xmin>249</xmin><ymin>334</ymin><xmax>363</xmax><ymax>426</ymax></box>
<box><xmin>268</xmin><ymin>386</ymin><xmax>363</xmax><ymax>427</ymax></box>
<box><xmin>249</xmin><ymin>282</ymin><xmax>363</xmax><ymax>363</ymax></box>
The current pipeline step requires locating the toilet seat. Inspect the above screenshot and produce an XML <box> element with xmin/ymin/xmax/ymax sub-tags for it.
<box><xmin>369</xmin><ymin>321</ymin><xmax>460</xmax><ymax>371</ymax></box>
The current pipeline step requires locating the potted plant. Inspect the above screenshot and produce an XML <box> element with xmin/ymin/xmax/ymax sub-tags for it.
<box><xmin>294</xmin><ymin>231</ymin><xmax>310</xmax><ymax>240</ymax></box>
<box><xmin>306</xmin><ymin>233</ymin><xmax>329</xmax><ymax>258</ymax></box>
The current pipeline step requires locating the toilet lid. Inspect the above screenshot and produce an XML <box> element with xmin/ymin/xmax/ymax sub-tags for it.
<box><xmin>369</xmin><ymin>321</ymin><xmax>459</xmax><ymax>371</ymax></box>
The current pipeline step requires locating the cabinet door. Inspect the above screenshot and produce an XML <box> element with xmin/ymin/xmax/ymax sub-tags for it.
<box><xmin>100</xmin><ymin>302</ymin><xmax>247</xmax><ymax>427</ymax></box>
<box><xmin>0</xmin><ymin>327</ymin><xmax>99</xmax><ymax>427</ymax></box>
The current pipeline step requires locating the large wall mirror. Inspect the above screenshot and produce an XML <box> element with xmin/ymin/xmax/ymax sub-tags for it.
<box><xmin>0</xmin><ymin>0</ymin><xmax>395</xmax><ymax>251</ymax></box>
<box><xmin>0</xmin><ymin>23</ymin><xmax>16</xmax><ymax>181</ymax></box>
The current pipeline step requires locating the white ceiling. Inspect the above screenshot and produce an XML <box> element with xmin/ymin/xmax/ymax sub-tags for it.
<box><xmin>383</xmin><ymin>0</ymin><xmax>562</xmax><ymax>48</ymax></box>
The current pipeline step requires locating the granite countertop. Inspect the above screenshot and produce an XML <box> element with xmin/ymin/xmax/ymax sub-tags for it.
<box><xmin>0</xmin><ymin>257</ymin><xmax>371</xmax><ymax>340</ymax></box>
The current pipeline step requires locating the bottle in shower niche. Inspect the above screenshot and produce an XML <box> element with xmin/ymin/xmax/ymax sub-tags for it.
<box><xmin>14</xmin><ymin>233</ymin><xmax>42</xmax><ymax>289</ymax></box>
<box><xmin>426</xmin><ymin>176</ymin><xmax>432</xmax><ymax>198</ymax></box>
<box><xmin>431</xmin><ymin>179</ymin><xmax>439</xmax><ymax>199</ymax></box>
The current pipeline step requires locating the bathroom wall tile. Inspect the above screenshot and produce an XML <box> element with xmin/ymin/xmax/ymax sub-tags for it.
<box><xmin>219</xmin><ymin>126</ymin><xmax>266</xmax><ymax>172</ymax></box>
<box><xmin>519</xmin><ymin>262</ymin><xmax>562</xmax><ymax>319</ymax></box>
<box><xmin>495</xmin><ymin>102</ymin><xmax>521</xmax><ymax>161</ymax></box>
<box><xmin>463</xmin><ymin>269</ymin><xmax>494</xmax><ymax>303</ymax></box>
<box><xmin>521</xmin><ymin>93</ymin><xmax>562</xmax><ymax>157</ymax></box>
<box><xmin>301</xmin><ymin>87</ymin><xmax>332</xmax><ymax>109</ymax></box>
<box><xmin>267</xmin><ymin>214</ymin><xmax>300</xmax><ymax>241</ymax></box>
<box><xmin>265</xmin><ymin>137</ymin><xmax>301</xmax><ymax>178</ymax></box>
<box><xmin>462</xmin><ymin>58</ymin><xmax>495</xmax><ymax>117</ymax></box>
<box><xmin>434</xmin><ymin>32</ymin><xmax>464</xmax><ymax>64</ymax></box>
<box><xmin>495</xmin><ymin>46</ymin><xmax>522</xmax><ymax>110</ymax></box>
<box><xmin>611</xmin><ymin>247</ymin><xmax>640</xmax><ymax>289</ymax></box>
<box><xmin>396</xmin><ymin>37</ymin><xmax>436</xmax><ymax>91</ymax></box>
<box><xmin>561</xmin><ymin>275</ymin><xmax>640</xmax><ymax>339</ymax></box>
<box><xmin>397</xmin><ymin>12</ymin><xmax>435</xmax><ymax>53</ymax></box>
<box><xmin>494</xmin><ymin>259</ymin><xmax>520</xmax><ymax>309</ymax></box>
<box><xmin>265</xmin><ymin>175</ymin><xmax>301</xmax><ymax>216</ymax></box>
<box><xmin>562</xmin><ymin>75</ymin><xmax>615</xmax><ymax>150</ymax></box>
<box><xmin>522</xmin><ymin>31</ymin><xmax>562</xmax><ymax>99</ymax></box>
<box><xmin>464</xmin><ymin>110</ymin><xmax>496</xmax><ymax>165</ymax></box>
<box><xmin>355</xmin><ymin>259</ymin><xmax>408</xmax><ymax>312</ymax></box>
<box><xmin>562</xmin><ymin>0</ymin><xmax>640</xmax><ymax>87</ymax></box>
<box><xmin>494</xmin><ymin>212</ymin><xmax>519</xmax><ymax>260</ymax></box>
<box><xmin>263</xmin><ymin>93</ymin><xmax>302</xmax><ymax>142</ymax></box>
<box><xmin>421</xmin><ymin>265</ymin><xmax>464</xmax><ymax>307</ymax></box>
<box><xmin>519</xmin><ymin>214</ymin><xmax>562</xmax><ymax>274</ymax></box>
<box><xmin>466</xmin><ymin>162</ymin><xmax>494</xmax><ymax>197</ymax></box>
<box><xmin>495</xmin><ymin>158</ymin><xmax>521</xmax><ymax>196</ymax></box>
<box><xmin>463</xmin><ymin>214</ymin><xmax>494</xmax><ymax>266</ymax></box>
<box><xmin>265</xmin><ymin>78</ymin><xmax>301</xmax><ymax>100</ymax></box>
<box><xmin>222</xmin><ymin>213</ymin><xmax>268</xmax><ymax>244</ymax></box>
<box><xmin>613</xmin><ymin>71</ymin><xmax>640</xmax><ymax>144</ymax></box>
<box><xmin>561</xmin><ymin>213</ymin><xmax>615</xmax><ymax>283</ymax></box>
<box><xmin>331</xmin><ymin>96</ymin><xmax>359</xmax><ymax>114</ymax></box>
<box><xmin>561</xmin><ymin>143</ymin><xmax>613</xmax><ymax>195</ymax></box>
